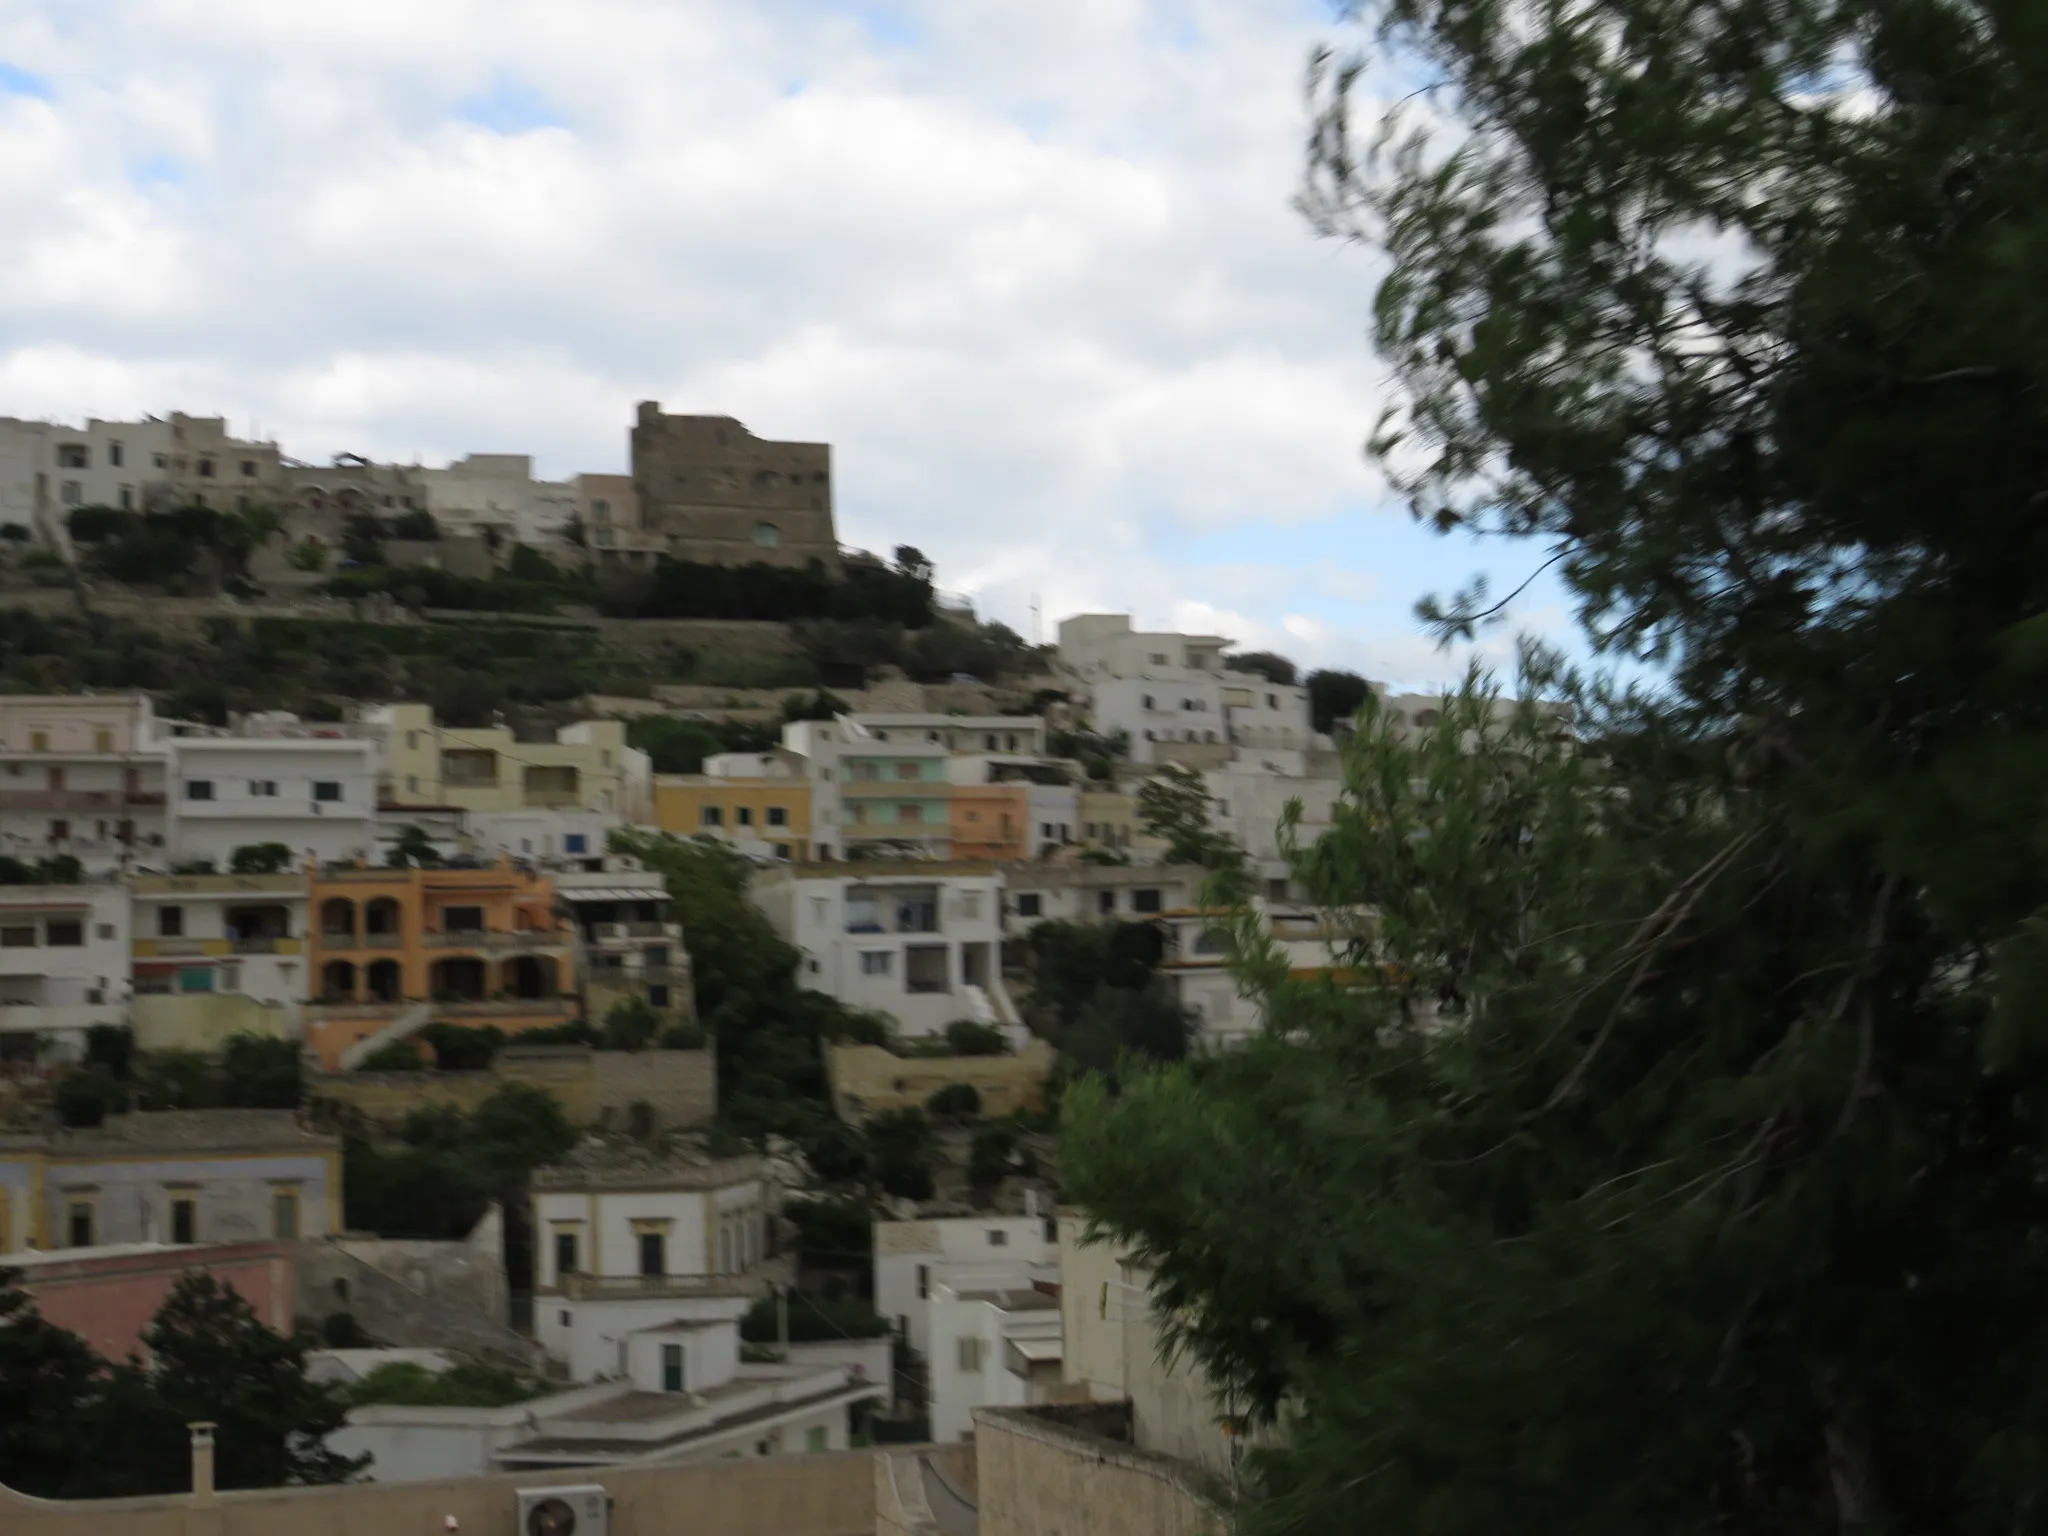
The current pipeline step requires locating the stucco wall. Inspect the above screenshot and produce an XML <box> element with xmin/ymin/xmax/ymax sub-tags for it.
<box><xmin>293</xmin><ymin>1240</ymin><xmax>541</xmax><ymax>1371</ymax></box>
<box><xmin>825</xmin><ymin>1041</ymin><xmax>1054</xmax><ymax>1123</ymax></box>
<box><xmin>20</xmin><ymin>1242</ymin><xmax>292</xmax><ymax>1362</ymax></box>
<box><xmin>973</xmin><ymin>1405</ymin><xmax>1225</xmax><ymax>1536</ymax></box>
<box><xmin>130</xmin><ymin>995</ymin><xmax>293</xmax><ymax>1053</ymax></box>
<box><xmin>309</xmin><ymin>1046</ymin><xmax>714</xmax><ymax>1131</ymax></box>
<box><xmin>0</xmin><ymin>1444</ymin><xmax>883</xmax><ymax>1536</ymax></box>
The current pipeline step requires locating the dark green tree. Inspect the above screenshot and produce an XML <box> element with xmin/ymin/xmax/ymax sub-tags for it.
<box><xmin>1135</xmin><ymin>763</ymin><xmax>1245</xmax><ymax>879</ymax></box>
<box><xmin>218</xmin><ymin>1033</ymin><xmax>302</xmax><ymax>1108</ymax></box>
<box><xmin>140</xmin><ymin>1273</ymin><xmax>365</xmax><ymax>1489</ymax></box>
<box><xmin>1064</xmin><ymin>1</ymin><xmax>2048</xmax><ymax>1529</ymax></box>
<box><xmin>1303</xmin><ymin>669</ymin><xmax>1371</xmax><ymax>735</ymax></box>
<box><xmin>865</xmin><ymin>1108</ymin><xmax>937</xmax><ymax>1202</ymax></box>
<box><xmin>1225</xmin><ymin>650</ymin><xmax>1298</xmax><ymax>686</ymax></box>
<box><xmin>0</xmin><ymin>1269</ymin><xmax>103</xmax><ymax>1497</ymax></box>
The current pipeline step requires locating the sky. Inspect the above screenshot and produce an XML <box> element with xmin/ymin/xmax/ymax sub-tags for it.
<box><xmin>0</xmin><ymin>0</ymin><xmax>1576</xmax><ymax>686</ymax></box>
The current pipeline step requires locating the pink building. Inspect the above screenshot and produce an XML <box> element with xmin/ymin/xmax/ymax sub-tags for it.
<box><xmin>8</xmin><ymin>1239</ymin><xmax>295</xmax><ymax>1361</ymax></box>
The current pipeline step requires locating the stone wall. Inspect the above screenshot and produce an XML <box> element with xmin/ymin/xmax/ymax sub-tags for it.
<box><xmin>292</xmin><ymin>1239</ymin><xmax>542</xmax><ymax>1372</ymax></box>
<box><xmin>308</xmin><ymin>1046</ymin><xmax>715</xmax><ymax>1132</ymax></box>
<box><xmin>592</xmin><ymin>1046</ymin><xmax>717</xmax><ymax>1129</ymax></box>
<box><xmin>0</xmin><ymin>1442</ymin><xmax>882</xmax><ymax>1536</ymax></box>
<box><xmin>826</xmin><ymin>1041</ymin><xmax>1055</xmax><ymax>1123</ymax></box>
<box><xmin>973</xmin><ymin>1404</ymin><xmax>1227</xmax><ymax>1536</ymax></box>
<box><xmin>631</xmin><ymin>404</ymin><xmax>840</xmax><ymax>572</ymax></box>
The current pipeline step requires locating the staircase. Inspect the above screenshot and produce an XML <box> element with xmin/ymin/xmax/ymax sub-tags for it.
<box><xmin>338</xmin><ymin>1001</ymin><xmax>435</xmax><ymax>1071</ymax></box>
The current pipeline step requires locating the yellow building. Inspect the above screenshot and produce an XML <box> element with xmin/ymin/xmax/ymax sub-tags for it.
<box><xmin>1080</xmin><ymin>787</ymin><xmax>1147</xmax><ymax>856</ymax></box>
<box><xmin>364</xmin><ymin>703</ymin><xmax>651</xmax><ymax>820</ymax></box>
<box><xmin>653</xmin><ymin>774</ymin><xmax>812</xmax><ymax>861</ymax></box>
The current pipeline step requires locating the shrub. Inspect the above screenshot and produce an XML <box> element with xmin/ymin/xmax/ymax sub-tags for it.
<box><xmin>659</xmin><ymin>1021</ymin><xmax>708</xmax><ymax>1050</ymax></box>
<box><xmin>926</xmin><ymin>1083</ymin><xmax>982</xmax><ymax>1120</ymax></box>
<box><xmin>358</xmin><ymin>1039</ymin><xmax>428</xmax><ymax>1072</ymax></box>
<box><xmin>943</xmin><ymin>1020</ymin><xmax>1007</xmax><ymax>1057</ymax></box>
<box><xmin>228</xmin><ymin>842</ymin><xmax>293</xmax><ymax>875</ymax></box>
<box><xmin>738</xmin><ymin>1294</ymin><xmax>890</xmax><ymax>1344</ymax></box>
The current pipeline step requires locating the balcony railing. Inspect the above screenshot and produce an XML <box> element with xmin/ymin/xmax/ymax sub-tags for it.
<box><xmin>556</xmin><ymin>1271</ymin><xmax>761</xmax><ymax>1301</ymax></box>
<box><xmin>0</xmin><ymin>790</ymin><xmax>160</xmax><ymax>812</ymax></box>
<box><xmin>590</xmin><ymin>921</ymin><xmax>673</xmax><ymax>942</ymax></box>
<box><xmin>422</xmin><ymin>929</ymin><xmax>570</xmax><ymax>950</ymax></box>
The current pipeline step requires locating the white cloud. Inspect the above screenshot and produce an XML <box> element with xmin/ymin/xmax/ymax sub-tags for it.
<box><xmin>0</xmin><ymin>0</ymin><xmax>1575</xmax><ymax>685</ymax></box>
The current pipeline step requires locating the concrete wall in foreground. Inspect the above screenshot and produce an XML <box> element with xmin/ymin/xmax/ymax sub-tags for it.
<box><xmin>974</xmin><ymin>1404</ymin><xmax>1226</xmax><ymax>1536</ymax></box>
<box><xmin>0</xmin><ymin>1443</ymin><xmax>881</xmax><ymax>1536</ymax></box>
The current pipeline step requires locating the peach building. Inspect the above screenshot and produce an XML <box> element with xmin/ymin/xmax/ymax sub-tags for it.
<box><xmin>948</xmin><ymin>783</ymin><xmax>1028</xmax><ymax>863</ymax></box>
<box><xmin>302</xmin><ymin>860</ymin><xmax>578</xmax><ymax>1069</ymax></box>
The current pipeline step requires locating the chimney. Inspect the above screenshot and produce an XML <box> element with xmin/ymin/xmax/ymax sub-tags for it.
<box><xmin>188</xmin><ymin>1421</ymin><xmax>216</xmax><ymax>1505</ymax></box>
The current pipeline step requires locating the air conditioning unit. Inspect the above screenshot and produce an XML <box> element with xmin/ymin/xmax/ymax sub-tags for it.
<box><xmin>515</xmin><ymin>1484</ymin><xmax>610</xmax><ymax>1536</ymax></box>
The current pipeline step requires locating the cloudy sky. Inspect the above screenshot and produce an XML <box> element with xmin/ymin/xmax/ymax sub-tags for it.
<box><xmin>0</xmin><ymin>0</ymin><xmax>1572</xmax><ymax>684</ymax></box>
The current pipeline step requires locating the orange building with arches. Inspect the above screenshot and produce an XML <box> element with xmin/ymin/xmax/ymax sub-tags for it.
<box><xmin>302</xmin><ymin>860</ymin><xmax>578</xmax><ymax>1069</ymax></box>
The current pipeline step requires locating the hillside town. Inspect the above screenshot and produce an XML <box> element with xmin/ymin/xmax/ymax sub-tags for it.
<box><xmin>0</xmin><ymin>399</ymin><xmax>1435</xmax><ymax>1533</ymax></box>
<box><xmin>2</xmin><ymin>0</ymin><xmax>2018</xmax><ymax>1530</ymax></box>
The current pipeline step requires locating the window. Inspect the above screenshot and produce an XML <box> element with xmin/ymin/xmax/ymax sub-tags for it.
<box><xmin>1267</xmin><ymin>693</ymin><xmax>1279</xmax><ymax>709</ymax></box>
<box><xmin>272</xmin><ymin>1189</ymin><xmax>299</xmax><ymax>1240</ymax></box>
<box><xmin>767</xmin><ymin>806</ymin><xmax>787</xmax><ymax>827</ymax></box>
<box><xmin>67</xmin><ymin>1201</ymin><xmax>94</xmax><ymax>1248</ymax></box>
<box><xmin>960</xmin><ymin>893</ymin><xmax>980</xmax><ymax>919</ymax></box>
<box><xmin>93</xmin><ymin>729</ymin><xmax>112</xmax><ymax>754</ymax></box>
<box><xmin>405</xmin><ymin>775</ymin><xmax>418</xmax><ymax>793</ymax></box>
<box><xmin>159</xmin><ymin>906</ymin><xmax>184</xmax><ymax>937</ymax></box>
<box><xmin>119</xmin><ymin>485</ymin><xmax>134</xmax><ymax>510</ymax></box>
<box><xmin>662</xmin><ymin>1343</ymin><xmax>685</xmax><ymax>1393</ymax></box>
<box><xmin>27</xmin><ymin>730</ymin><xmax>46</xmax><ymax>752</ymax></box>
<box><xmin>900</xmin><ymin>804</ymin><xmax>923</xmax><ymax>826</ymax></box>
<box><xmin>48</xmin><ymin>819</ymin><xmax>67</xmax><ymax>842</ymax></box>
<box><xmin>45</xmin><ymin>920</ymin><xmax>82</xmax><ymax>947</ymax></box>
<box><xmin>753</xmin><ymin>522</ymin><xmax>781</xmax><ymax>549</ymax></box>
<box><xmin>60</xmin><ymin>480</ymin><xmax>82</xmax><ymax>506</ymax></box>
<box><xmin>917</xmin><ymin>1264</ymin><xmax>930</xmax><ymax>1299</ymax></box>
<box><xmin>1132</xmin><ymin>888</ymin><xmax>1162</xmax><ymax>914</ymax></box>
<box><xmin>152</xmin><ymin>453</ymin><xmax>167</xmax><ymax>469</ymax></box>
<box><xmin>860</xmin><ymin>951</ymin><xmax>892</xmax><ymax>976</ymax></box>
<box><xmin>1017</xmin><ymin>893</ymin><xmax>1042</xmax><ymax>918</ymax></box>
<box><xmin>240</xmin><ymin>460</ymin><xmax>257</xmax><ymax>478</ymax></box>
<box><xmin>701</xmin><ymin>806</ymin><xmax>723</xmax><ymax>827</ymax></box>
<box><xmin>406</xmin><ymin>731</ymin><xmax>421</xmax><ymax>750</ymax></box>
<box><xmin>312</xmin><ymin>781</ymin><xmax>342</xmax><ymax>802</ymax></box>
<box><xmin>197</xmin><ymin>458</ymin><xmax>215</xmax><ymax>478</ymax></box>
<box><xmin>170</xmin><ymin>1197</ymin><xmax>196</xmax><ymax>1245</ymax></box>
<box><xmin>179</xmin><ymin>966</ymin><xmax>216</xmax><ymax>993</ymax></box>
<box><xmin>987</xmin><ymin>1229</ymin><xmax>1009</xmax><ymax>1246</ymax></box>
<box><xmin>643</xmin><ymin>945</ymin><xmax>669</xmax><ymax>969</ymax></box>
<box><xmin>0</xmin><ymin>927</ymin><xmax>35</xmax><ymax>949</ymax></box>
<box><xmin>96</xmin><ymin>923</ymin><xmax>114</xmax><ymax>940</ymax></box>
<box><xmin>559</xmin><ymin>1310</ymin><xmax>571</xmax><ymax>1327</ymax></box>
<box><xmin>565</xmin><ymin>834</ymin><xmax>588</xmax><ymax>853</ymax></box>
<box><xmin>250</xmin><ymin>779</ymin><xmax>278</xmax><ymax>797</ymax></box>
<box><xmin>592</xmin><ymin>498</ymin><xmax>611</xmax><ymax>520</ymax></box>
<box><xmin>638</xmin><ymin>1231</ymin><xmax>666</xmax><ymax>1277</ymax></box>
<box><xmin>108</xmin><ymin>441</ymin><xmax>124</xmax><ymax>467</ymax></box>
<box><xmin>1142</xmin><ymin>694</ymin><xmax>1155</xmax><ymax>711</ymax></box>
<box><xmin>957</xmin><ymin>1336</ymin><xmax>986</xmax><ymax>1372</ymax></box>
<box><xmin>806</xmin><ymin>1425</ymin><xmax>828</xmax><ymax>1453</ymax></box>
<box><xmin>737</xmin><ymin>806</ymin><xmax>754</xmax><ymax>827</ymax></box>
<box><xmin>442</xmin><ymin>905</ymin><xmax>484</xmax><ymax>933</ymax></box>
<box><xmin>895</xmin><ymin>762</ymin><xmax>919</xmax><ymax>781</ymax></box>
<box><xmin>185</xmin><ymin>780</ymin><xmax>214</xmax><ymax>801</ymax></box>
<box><xmin>56</xmin><ymin>444</ymin><xmax>88</xmax><ymax>469</ymax></box>
<box><xmin>648</xmin><ymin>983</ymin><xmax>671</xmax><ymax>1008</ymax></box>
<box><xmin>1097</xmin><ymin>890</ymin><xmax>1115</xmax><ymax>915</ymax></box>
<box><xmin>554</xmin><ymin>1230</ymin><xmax>579</xmax><ymax>1276</ymax></box>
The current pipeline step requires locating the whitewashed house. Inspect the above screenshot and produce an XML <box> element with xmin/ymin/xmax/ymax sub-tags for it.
<box><xmin>751</xmin><ymin>864</ymin><xmax>1013</xmax><ymax>1039</ymax></box>
<box><xmin>0</xmin><ymin>881</ymin><xmax>129</xmax><ymax>1057</ymax></box>
<box><xmin>872</xmin><ymin>1211</ymin><xmax>1058</xmax><ymax>1359</ymax></box>
<box><xmin>162</xmin><ymin>735</ymin><xmax>377</xmax><ymax>868</ymax></box>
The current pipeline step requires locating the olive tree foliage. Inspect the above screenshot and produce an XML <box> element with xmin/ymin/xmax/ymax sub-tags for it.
<box><xmin>1064</xmin><ymin>2</ymin><xmax>2048</xmax><ymax>1531</ymax></box>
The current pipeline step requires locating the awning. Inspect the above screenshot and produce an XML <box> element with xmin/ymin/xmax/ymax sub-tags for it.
<box><xmin>559</xmin><ymin>887</ymin><xmax>667</xmax><ymax>904</ymax></box>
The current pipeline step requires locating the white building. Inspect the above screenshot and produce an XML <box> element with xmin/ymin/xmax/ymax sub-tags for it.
<box><xmin>418</xmin><ymin>453</ymin><xmax>579</xmax><ymax>547</ymax></box>
<box><xmin>334</xmin><ymin>1332</ymin><xmax>885</xmax><ymax>1481</ymax></box>
<box><xmin>872</xmin><ymin>1212</ymin><xmax>1058</xmax><ymax>1359</ymax></box>
<box><xmin>531</xmin><ymin>1150</ymin><xmax>775</xmax><ymax>1383</ymax></box>
<box><xmin>844</xmin><ymin>714</ymin><xmax>1048</xmax><ymax>757</ymax></box>
<box><xmin>1156</xmin><ymin>900</ymin><xmax>1352</xmax><ymax>1047</ymax></box>
<box><xmin>0</xmin><ymin>882</ymin><xmax>129</xmax><ymax>1057</ymax></box>
<box><xmin>751</xmin><ymin>864</ymin><xmax>1011</xmax><ymax>1038</ymax></box>
<box><xmin>1056</xmin><ymin>614</ymin><xmax>1313</xmax><ymax>768</ymax></box>
<box><xmin>163</xmin><ymin>736</ymin><xmax>377</xmax><ymax>868</ymax></box>
<box><xmin>1201</xmin><ymin>761</ymin><xmax>1343</xmax><ymax>892</ymax></box>
<box><xmin>927</xmin><ymin>1279</ymin><xmax>1063</xmax><ymax>1443</ymax></box>
<box><xmin>1001</xmin><ymin>864</ymin><xmax>1205</xmax><ymax>930</ymax></box>
<box><xmin>0</xmin><ymin>415</ymin><xmax>173</xmax><ymax>552</ymax></box>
